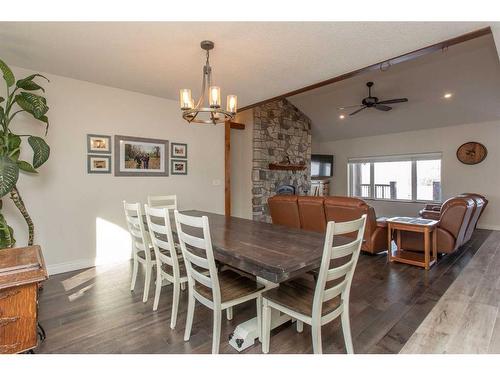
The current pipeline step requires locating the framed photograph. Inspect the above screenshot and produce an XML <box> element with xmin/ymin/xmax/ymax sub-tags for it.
<box><xmin>171</xmin><ymin>142</ymin><xmax>187</xmax><ymax>159</ymax></box>
<box><xmin>87</xmin><ymin>134</ymin><xmax>111</xmax><ymax>154</ymax></box>
<box><xmin>88</xmin><ymin>155</ymin><xmax>111</xmax><ymax>174</ymax></box>
<box><xmin>114</xmin><ymin>135</ymin><xmax>168</xmax><ymax>176</ymax></box>
<box><xmin>171</xmin><ymin>159</ymin><xmax>188</xmax><ymax>175</ymax></box>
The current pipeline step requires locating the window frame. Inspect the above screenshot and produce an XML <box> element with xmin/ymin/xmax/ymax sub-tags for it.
<box><xmin>347</xmin><ymin>152</ymin><xmax>442</xmax><ymax>203</ymax></box>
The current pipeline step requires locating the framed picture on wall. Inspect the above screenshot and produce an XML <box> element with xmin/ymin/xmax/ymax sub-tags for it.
<box><xmin>87</xmin><ymin>134</ymin><xmax>111</xmax><ymax>154</ymax></box>
<box><xmin>88</xmin><ymin>155</ymin><xmax>111</xmax><ymax>174</ymax></box>
<box><xmin>171</xmin><ymin>142</ymin><xmax>187</xmax><ymax>159</ymax></box>
<box><xmin>114</xmin><ymin>135</ymin><xmax>169</xmax><ymax>176</ymax></box>
<box><xmin>171</xmin><ymin>159</ymin><xmax>187</xmax><ymax>175</ymax></box>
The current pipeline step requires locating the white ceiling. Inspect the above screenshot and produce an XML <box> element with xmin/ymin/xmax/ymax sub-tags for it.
<box><xmin>289</xmin><ymin>34</ymin><xmax>500</xmax><ymax>141</ymax></box>
<box><xmin>0</xmin><ymin>22</ymin><xmax>493</xmax><ymax>108</ymax></box>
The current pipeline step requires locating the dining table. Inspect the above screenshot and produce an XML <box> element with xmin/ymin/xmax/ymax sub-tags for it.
<box><xmin>144</xmin><ymin>210</ymin><xmax>352</xmax><ymax>351</ymax></box>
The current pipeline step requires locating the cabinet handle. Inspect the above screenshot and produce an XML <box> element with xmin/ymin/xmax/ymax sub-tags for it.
<box><xmin>0</xmin><ymin>289</ymin><xmax>20</xmax><ymax>300</ymax></box>
<box><xmin>0</xmin><ymin>317</ymin><xmax>20</xmax><ymax>327</ymax></box>
<box><xmin>0</xmin><ymin>342</ymin><xmax>21</xmax><ymax>354</ymax></box>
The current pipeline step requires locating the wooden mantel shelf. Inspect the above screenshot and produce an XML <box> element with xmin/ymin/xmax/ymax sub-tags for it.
<box><xmin>268</xmin><ymin>163</ymin><xmax>307</xmax><ymax>171</ymax></box>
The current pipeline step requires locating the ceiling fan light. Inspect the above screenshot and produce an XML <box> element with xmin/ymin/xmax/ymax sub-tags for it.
<box><xmin>443</xmin><ymin>93</ymin><xmax>453</xmax><ymax>99</ymax></box>
<box><xmin>339</xmin><ymin>114</ymin><xmax>345</xmax><ymax>119</ymax></box>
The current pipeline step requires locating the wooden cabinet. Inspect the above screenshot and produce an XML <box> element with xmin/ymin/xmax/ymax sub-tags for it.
<box><xmin>310</xmin><ymin>179</ymin><xmax>330</xmax><ymax>196</ymax></box>
<box><xmin>0</xmin><ymin>246</ymin><xmax>48</xmax><ymax>354</ymax></box>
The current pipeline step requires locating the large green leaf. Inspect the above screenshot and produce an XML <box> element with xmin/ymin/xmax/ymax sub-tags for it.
<box><xmin>0</xmin><ymin>59</ymin><xmax>15</xmax><ymax>87</ymax></box>
<box><xmin>0</xmin><ymin>156</ymin><xmax>19</xmax><ymax>197</ymax></box>
<box><xmin>16</xmin><ymin>79</ymin><xmax>44</xmax><ymax>92</ymax></box>
<box><xmin>19</xmin><ymin>73</ymin><xmax>49</xmax><ymax>83</ymax></box>
<box><xmin>17</xmin><ymin>92</ymin><xmax>49</xmax><ymax>119</ymax></box>
<box><xmin>17</xmin><ymin>160</ymin><xmax>38</xmax><ymax>173</ymax></box>
<box><xmin>0</xmin><ymin>97</ymin><xmax>4</xmax><ymax>103</ymax></box>
<box><xmin>28</xmin><ymin>136</ymin><xmax>50</xmax><ymax>168</ymax></box>
<box><xmin>0</xmin><ymin>213</ymin><xmax>15</xmax><ymax>248</ymax></box>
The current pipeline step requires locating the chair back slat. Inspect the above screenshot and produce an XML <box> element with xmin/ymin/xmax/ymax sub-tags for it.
<box><xmin>174</xmin><ymin>210</ymin><xmax>221</xmax><ymax>304</ymax></box>
<box><xmin>148</xmin><ymin>195</ymin><xmax>178</xmax><ymax>210</ymax></box>
<box><xmin>190</xmin><ymin>268</ymin><xmax>213</xmax><ymax>289</ymax></box>
<box><xmin>322</xmin><ymin>279</ymin><xmax>348</xmax><ymax>301</ymax></box>
<box><xmin>326</xmin><ymin>258</ymin><xmax>355</xmax><ymax>282</ymax></box>
<box><xmin>179</xmin><ymin>231</ymin><xmax>208</xmax><ymax>250</ymax></box>
<box><xmin>123</xmin><ymin>201</ymin><xmax>151</xmax><ymax>260</ymax></box>
<box><xmin>144</xmin><ymin>204</ymin><xmax>180</xmax><ymax>276</ymax></box>
<box><xmin>183</xmin><ymin>249</ymin><xmax>210</xmax><ymax>270</ymax></box>
<box><xmin>331</xmin><ymin>239</ymin><xmax>362</xmax><ymax>259</ymax></box>
<box><xmin>312</xmin><ymin>214</ymin><xmax>367</xmax><ymax>317</ymax></box>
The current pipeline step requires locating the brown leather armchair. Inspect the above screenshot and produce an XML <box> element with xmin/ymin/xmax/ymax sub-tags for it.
<box><xmin>401</xmin><ymin>196</ymin><xmax>475</xmax><ymax>254</ymax></box>
<box><xmin>268</xmin><ymin>195</ymin><xmax>387</xmax><ymax>254</ymax></box>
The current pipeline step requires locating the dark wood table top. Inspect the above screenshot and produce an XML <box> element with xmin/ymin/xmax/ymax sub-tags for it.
<box><xmin>0</xmin><ymin>245</ymin><xmax>48</xmax><ymax>290</ymax></box>
<box><xmin>145</xmin><ymin>210</ymin><xmax>352</xmax><ymax>283</ymax></box>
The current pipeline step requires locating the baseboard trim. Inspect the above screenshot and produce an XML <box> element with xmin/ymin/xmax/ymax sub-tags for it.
<box><xmin>477</xmin><ymin>224</ymin><xmax>500</xmax><ymax>231</ymax></box>
<box><xmin>46</xmin><ymin>258</ymin><xmax>97</xmax><ymax>276</ymax></box>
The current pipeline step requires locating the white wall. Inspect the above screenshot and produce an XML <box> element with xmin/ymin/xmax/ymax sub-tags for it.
<box><xmin>315</xmin><ymin>120</ymin><xmax>500</xmax><ymax>230</ymax></box>
<box><xmin>230</xmin><ymin>109</ymin><xmax>253</xmax><ymax>219</ymax></box>
<box><xmin>3</xmin><ymin>66</ymin><xmax>225</xmax><ymax>274</ymax></box>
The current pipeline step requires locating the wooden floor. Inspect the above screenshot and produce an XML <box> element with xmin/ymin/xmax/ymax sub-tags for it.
<box><xmin>401</xmin><ymin>230</ymin><xmax>500</xmax><ymax>354</ymax></box>
<box><xmin>37</xmin><ymin>229</ymin><xmax>492</xmax><ymax>354</ymax></box>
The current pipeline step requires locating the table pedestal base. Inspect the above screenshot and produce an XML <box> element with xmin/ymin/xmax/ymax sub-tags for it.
<box><xmin>228</xmin><ymin>309</ymin><xmax>291</xmax><ymax>352</ymax></box>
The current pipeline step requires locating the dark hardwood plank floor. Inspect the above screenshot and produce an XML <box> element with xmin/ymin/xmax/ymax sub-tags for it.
<box><xmin>37</xmin><ymin>229</ymin><xmax>492</xmax><ymax>354</ymax></box>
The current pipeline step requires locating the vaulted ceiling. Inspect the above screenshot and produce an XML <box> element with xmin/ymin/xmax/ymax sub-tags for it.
<box><xmin>0</xmin><ymin>22</ymin><xmax>493</xmax><ymax>108</ymax></box>
<box><xmin>289</xmin><ymin>34</ymin><xmax>500</xmax><ymax>141</ymax></box>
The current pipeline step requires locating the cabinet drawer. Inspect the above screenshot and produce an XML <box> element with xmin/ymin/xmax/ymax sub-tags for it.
<box><xmin>0</xmin><ymin>284</ymin><xmax>37</xmax><ymax>354</ymax></box>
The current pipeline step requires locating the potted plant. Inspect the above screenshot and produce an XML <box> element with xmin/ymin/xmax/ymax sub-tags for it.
<box><xmin>0</xmin><ymin>59</ymin><xmax>50</xmax><ymax>249</ymax></box>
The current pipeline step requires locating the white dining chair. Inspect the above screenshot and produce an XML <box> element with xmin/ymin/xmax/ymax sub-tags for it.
<box><xmin>144</xmin><ymin>205</ymin><xmax>188</xmax><ymax>327</ymax></box>
<box><xmin>174</xmin><ymin>210</ymin><xmax>265</xmax><ymax>354</ymax></box>
<box><xmin>147</xmin><ymin>195</ymin><xmax>178</xmax><ymax>210</ymax></box>
<box><xmin>261</xmin><ymin>214</ymin><xmax>367</xmax><ymax>354</ymax></box>
<box><xmin>123</xmin><ymin>201</ymin><xmax>155</xmax><ymax>303</ymax></box>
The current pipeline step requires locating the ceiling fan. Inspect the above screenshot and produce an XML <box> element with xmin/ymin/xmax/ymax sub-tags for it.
<box><xmin>339</xmin><ymin>81</ymin><xmax>408</xmax><ymax>116</ymax></box>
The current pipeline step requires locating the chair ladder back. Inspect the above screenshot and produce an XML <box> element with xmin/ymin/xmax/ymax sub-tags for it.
<box><xmin>174</xmin><ymin>210</ymin><xmax>221</xmax><ymax>302</ymax></box>
<box><xmin>147</xmin><ymin>195</ymin><xmax>178</xmax><ymax>210</ymax></box>
<box><xmin>123</xmin><ymin>201</ymin><xmax>151</xmax><ymax>259</ymax></box>
<box><xmin>144</xmin><ymin>205</ymin><xmax>179</xmax><ymax>274</ymax></box>
<box><xmin>313</xmin><ymin>215</ymin><xmax>367</xmax><ymax>313</ymax></box>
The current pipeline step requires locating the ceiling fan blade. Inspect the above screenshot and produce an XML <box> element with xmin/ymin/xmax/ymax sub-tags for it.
<box><xmin>338</xmin><ymin>104</ymin><xmax>364</xmax><ymax>110</ymax></box>
<box><xmin>377</xmin><ymin>98</ymin><xmax>408</xmax><ymax>105</ymax></box>
<box><xmin>374</xmin><ymin>104</ymin><xmax>392</xmax><ymax>111</ymax></box>
<box><xmin>349</xmin><ymin>106</ymin><xmax>367</xmax><ymax>116</ymax></box>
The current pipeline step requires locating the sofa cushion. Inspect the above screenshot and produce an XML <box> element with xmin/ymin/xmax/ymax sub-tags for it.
<box><xmin>297</xmin><ymin>196</ymin><xmax>326</xmax><ymax>233</ymax></box>
<box><xmin>268</xmin><ymin>195</ymin><xmax>301</xmax><ymax>229</ymax></box>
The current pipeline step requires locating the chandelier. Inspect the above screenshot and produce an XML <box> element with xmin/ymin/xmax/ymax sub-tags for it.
<box><xmin>179</xmin><ymin>40</ymin><xmax>237</xmax><ymax>125</ymax></box>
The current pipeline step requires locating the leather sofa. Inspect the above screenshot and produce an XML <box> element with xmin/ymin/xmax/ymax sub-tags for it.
<box><xmin>419</xmin><ymin>193</ymin><xmax>487</xmax><ymax>244</ymax></box>
<box><xmin>268</xmin><ymin>195</ymin><xmax>388</xmax><ymax>254</ymax></box>
<box><xmin>401</xmin><ymin>196</ymin><xmax>476</xmax><ymax>254</ymax></box>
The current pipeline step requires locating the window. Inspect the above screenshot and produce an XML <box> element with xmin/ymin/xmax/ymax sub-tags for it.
<box><xmin>348</xmin><ymin>153</ymin><xmax>442</xmax><ymax>202</ymax></box>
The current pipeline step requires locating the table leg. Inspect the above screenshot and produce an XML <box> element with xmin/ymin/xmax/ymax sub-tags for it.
<box><xmin>228</xmin><ymin>277</ymin><xmax>290</xmax><ymax>352</ymax></box>
<box><xmin>387</xmin><ymin>224</ymin><xmax>393</xmax><ymax>262</ymax></box>
<box><xmin>432</xmin><ymin>229</ymin><xmax>438</xmax><ymax>263</ymax></box>
<box><xmin>424</xmin><ymin>229</ymin><xmax>430</xmax><ymax>270</ymax></box>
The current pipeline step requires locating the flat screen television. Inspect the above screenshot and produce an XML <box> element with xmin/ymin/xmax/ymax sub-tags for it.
<box><xmin>311</xmin><ymin>154</ymin><xmax>333</xmax><ymax>178</ymax></box>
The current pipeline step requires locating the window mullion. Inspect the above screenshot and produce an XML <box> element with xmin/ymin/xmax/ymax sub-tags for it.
<box><xmin>370</xmin><ymin>162</ymin><xmax>375</xmax><ymax>199</ymax></box>
<box><xmin>411</xmin><ymin>160</ymin><xmax>417</xmax><ymax>201</ymax></box>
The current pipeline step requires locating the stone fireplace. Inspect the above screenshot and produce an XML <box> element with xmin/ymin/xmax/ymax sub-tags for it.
<box><xmin>252</xmin><ymin>99</ymin><xmax>312</xmax><ymax>222</ymax></box>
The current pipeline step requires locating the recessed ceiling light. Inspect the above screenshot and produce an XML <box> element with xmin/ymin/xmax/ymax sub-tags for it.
<box><xmin>444</xmin><ymin>93</ymin><xmax>453</xmax><ymax>99</ymax></box>
<box><xmin>339</xmin><ymin>114</ymin><xmax>345</xmax><ymax>119</ymax></box>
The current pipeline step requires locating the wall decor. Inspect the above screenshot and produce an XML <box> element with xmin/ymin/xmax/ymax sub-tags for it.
<box><xmin>456</xmin><ymin>141</ymin><xmax>487</xmax><ymax>165</ymax></box>
<box><xmin>88</xmin><ymin>155</ymin><xmax>111</xmax><ymax>174</ymax></box>
<box><xmin>171</xmin><ymin>142</ymin><xmax>188</xmax><ymax>159</ymax></box>
<box><xmin>87</xmin><ymin>134</ymin><xmax>111</xmax><ymax>154</ymax></box>
<box><xmin>171</xmin><ymin>159</ymin><xmax>188</xmax><ymax>175</ymax></box>
<box><xmin>114</xmin><ymin>135</ymin><xmax>168</xmax><ymax>176</ymax></box>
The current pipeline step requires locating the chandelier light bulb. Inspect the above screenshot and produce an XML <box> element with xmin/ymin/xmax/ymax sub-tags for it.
<box><xmin>227</xmin><ymin>95</ymin><xmax>237</xmax><ymax>113</ymax></box>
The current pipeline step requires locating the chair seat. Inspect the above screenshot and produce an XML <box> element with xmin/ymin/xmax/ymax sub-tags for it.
<box><xmin>194</xmin><ymin>269</ymin><xmax>264</xmax><ymax>303</ymax></box>
<box><xmin>161</xmin><ymin>257</ymin><xmax>187</xmax><ymax>278</ymax></box>
<box><xmin>137</xmin><ymin>248</ymin><xmax>174</xmax><ymax>261</ymax></box>
<box><xmin>262</xmin><ymin>277</ymin><xmax>341</xmax><ymax>317</ymax></box>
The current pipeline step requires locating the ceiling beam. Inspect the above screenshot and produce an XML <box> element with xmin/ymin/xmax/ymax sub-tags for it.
<box><xmin>239</xmin><ymin>27</ymin><xmax>492</xmax><ymax>112</ymax></box>
<box><xmin>229</xmin><ymin>121</ymin><xmax>245</xmax><ymax>130</ymax></box>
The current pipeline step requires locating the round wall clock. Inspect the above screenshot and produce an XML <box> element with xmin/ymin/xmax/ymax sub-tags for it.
<box><xmin>456</xmin><ymin>142</ymin><xmax>487</xmax><ymax>165</ymax></box>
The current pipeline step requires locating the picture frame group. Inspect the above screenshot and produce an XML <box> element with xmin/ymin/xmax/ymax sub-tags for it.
<box><xmin>170</xmin><ymin>142</ymin><xmax>188</xmax><ymax>175</ymax></box>
<box><xmin>87</xmin><ymin>134</ymin><xmax>112</xmax><ymax>174</ymax></box>
<box><xmin>87</xmin><ymin>134</ymin><xmax>188</xmax><ymax>176</ymax></box>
